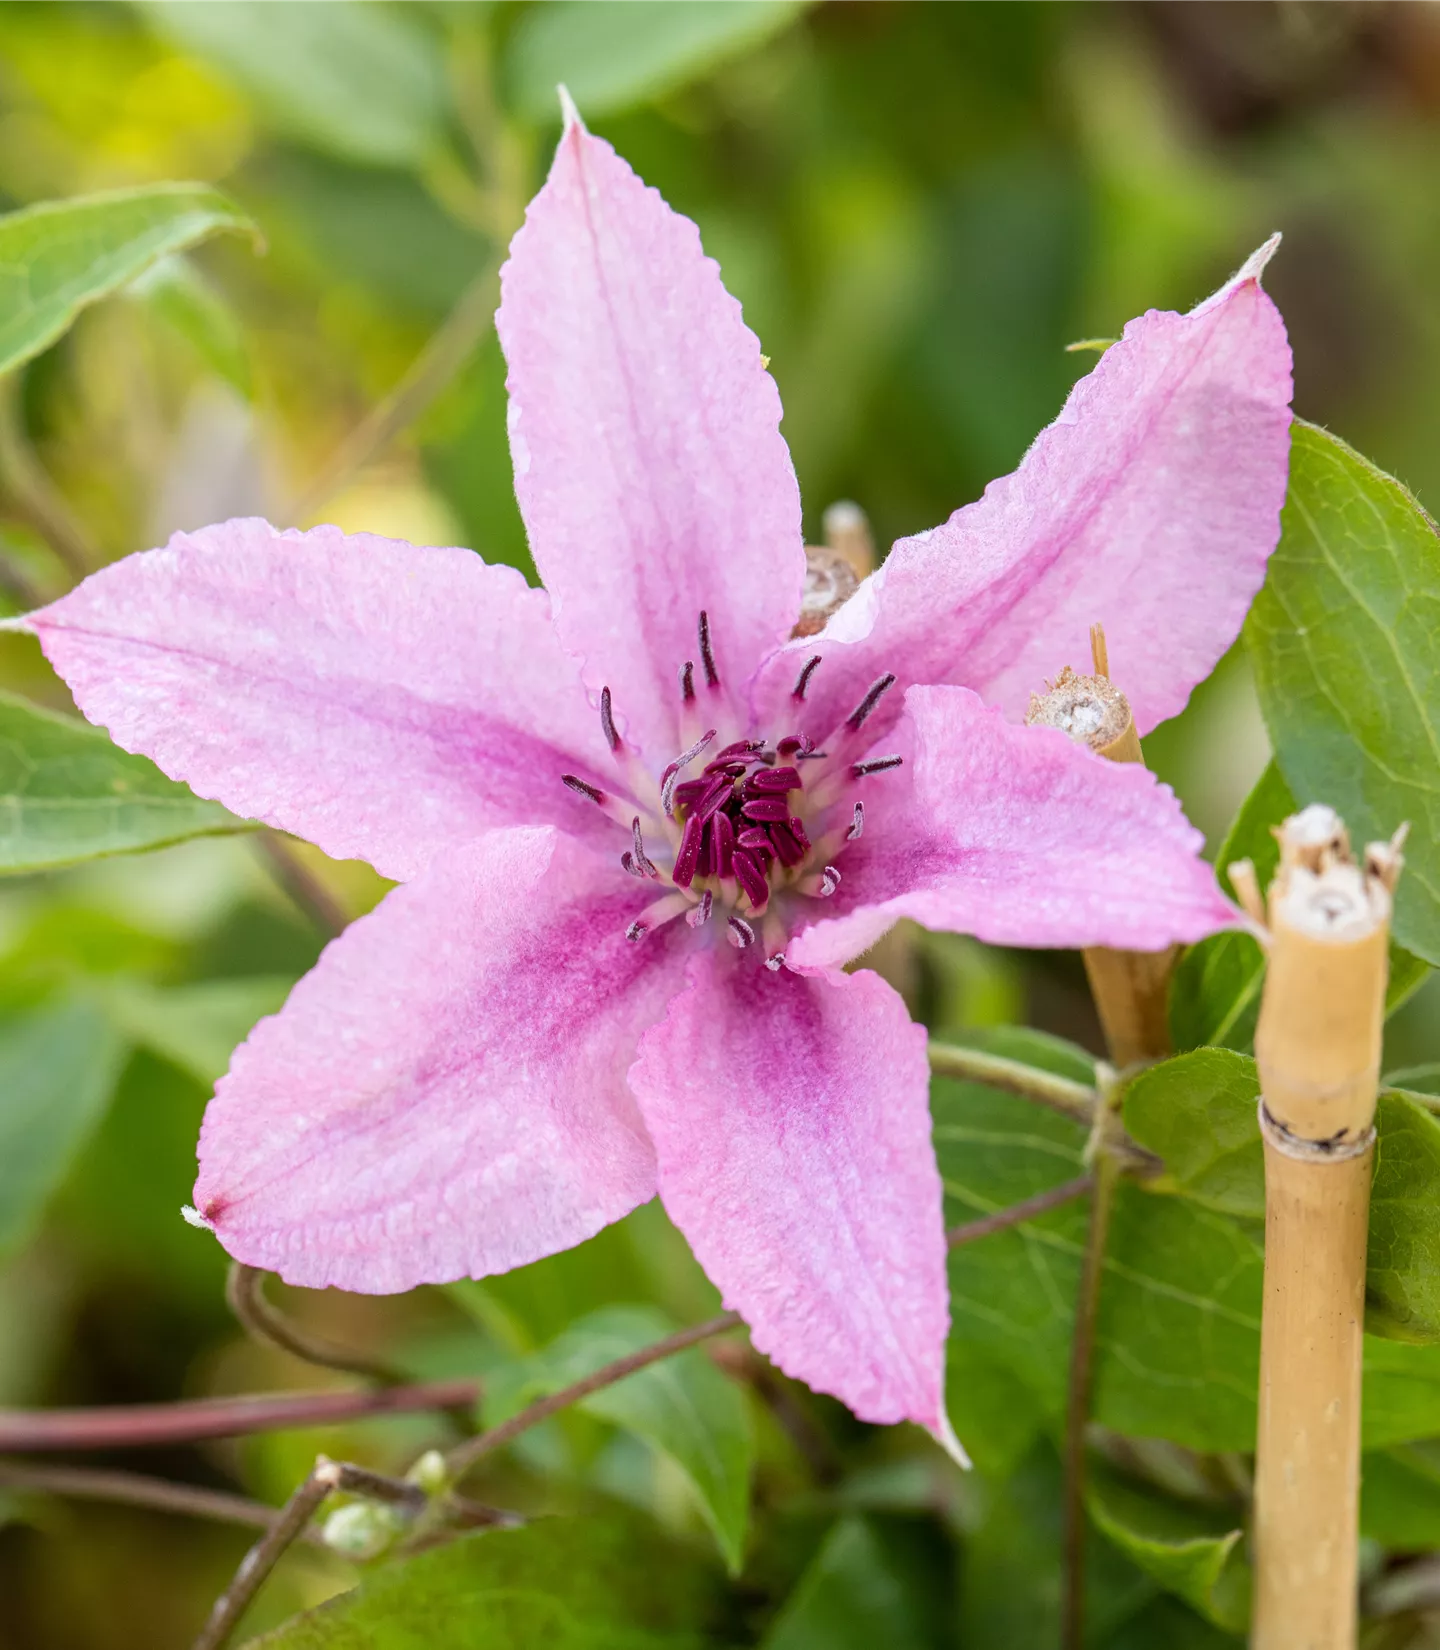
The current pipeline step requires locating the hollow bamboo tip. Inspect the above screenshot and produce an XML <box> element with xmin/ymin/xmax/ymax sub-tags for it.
<box><xmin>1254</xmin><ymin>806</ymin><xmax>1404</xmax><ymax>1144</ymax></box>
<box><xmin>1025</xmin><ymin>665</ymin><xmax>1141</xmax><ymax>764</ymax></box>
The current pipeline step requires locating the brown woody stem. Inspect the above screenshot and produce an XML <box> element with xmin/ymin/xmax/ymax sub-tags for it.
<box><xmin>947</xmin><ymin>1175</ymin><xmax>1094</xmax><ymax>1247</ymax></box>
<box><xmin>227</xmin><ymin>1262</ymin><xmax>403</xmax><ymax>1384</ymax></box>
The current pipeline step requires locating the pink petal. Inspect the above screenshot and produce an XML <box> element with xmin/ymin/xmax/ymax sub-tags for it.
<box><xmin>192</xmin><ymin>827</ymin><xmax>685</xmax><ymax>1291</ymax></box>
<box><xmin>787</xmin><ymin>686</ymin><xmax>1237</xmax><ymax>971</ymax></box>
<box><xmin>497</xmin><ymin>110</ymin><xmax>805</xmax><ymax>759</ymax></box>
<box><xmin>628</xmin><ymin>954</ymin><xmax>950</xmax><ymax>1434</ymax></box>
<box><xmin>24</xmin><ymin>521</ymin><xmax>615</xmax><ymax>881</ymax></box>
<box><xmin>753</xmin><ymin>239</ymin><xmax>1292</xmax><ymax>743</ymax></box>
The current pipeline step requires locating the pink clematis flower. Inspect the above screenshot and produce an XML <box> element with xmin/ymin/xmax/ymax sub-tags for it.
<box><xmin>11</xmin><ymin>109</ymin><xmax>1291</xmax><ymax>1454</ymax></box>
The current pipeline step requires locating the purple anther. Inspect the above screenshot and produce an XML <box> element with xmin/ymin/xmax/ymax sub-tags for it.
<box><xmin>731</xmin><ymin>847</ymin><xmax>769</xmax><ymax>910</ymax></box>
<box><xmin>712</xmin><ymin>809</ymin><xmax>735</xmax><ymax>877</ymax></box>
<box><xmin>698</xmin><ymin>610</ymin><xmax>720</xmax><ymax>688</ymax></box>
<box><xmin>776</xmin><ymin>733</ymin><xmax>815</xmax><ymax>759</ymax></box>
<box><xmin>748</xmin><ymin>764</ymin><xmax>801</xmax><ymax>794</ymax></box>
<box><xmin>660</xmin><ymin>728</ymin><xmax>718</xmax><ymax>816</ymax></box>
<box><xmin>620</xmin><ymin>851</ymin><xmax>642</xmax><ymax>877</ymax></box>
<box><xmin>679</xmin><ymin>660</ymin><xmax>696</xmax><ymax>703</ymax></box>
<box><xmin>851</xmin><ymin>754</ymin><xmax>904</xmax><ymax>778</ymax></box>
<box><xmin>703</xmin><ymin>759</ymin><xmax>747</xmax><ymax>780</ymax></box>
<box><xmin>562</xmin><ymin>774</ymin><xmax>605</xmax><ymax>805</ymax></box>
<box><xmin>727</xmin><ymin>914</ymin><xmax>756</xmax><ymax>949</ymax></box>
<box><xmin>765</xmin><ymin>952</ymin><xmax>786</xmax><ymax>973</ymax></box>
<box><xmin>671</xmin><ymin>778</ymin><xmax>709</xmax><ymax>811</ymax></box>
<box><xmin>797</xmin><ymin>747</ymin><xmax>828</xmax><ymax>761</ymax></box>
<box><xmin>792</xmin><ymin>655</ymin><xmax>822</xmax><ymax>700</ymax></box>
<box><xmin>599</xmin><ymin>687</ymin><xmax>621</xmax><ymax>752</ymax></box>
<box><xmin>737</xmin><ymin>826</ymin><xmax>774</xmax><ymax>854</ymax></box>
<box><xmin>694</xmin><ymin>776</ymin><xmax>733</xmax><ymax>821</ymax></box>
<box><xmin>819</xmin><ymin>864</ymin><xmax>841</xmax><ymax>897</ymax></box>
<box><xmin>631</xmin><ymin>817</ymin><xmax>659</xmax><ymax>879</ymax></box>
<box><xmin>786</xmin><ymin>815</ymin><xmax>812</xmax><ymax>853</ymax></box>
<box><xmin>847</xmin><ymin>801</ymin><xmax>865</xmax><ymax>841</ymax></box>
<box><xmin>672</xmin><ymin>811</ymin><xmax>704</xmax><ymax>888</ymax></box>
<box><xmin>770</xmin><ymin>821</ymin><xmax>806</xmax><ymax>868</ymax></box>
<box><xmin>713</xmin><ymin>739</ymin><xmax>765</xmax><ymax>764</ymax></box>
<box><xmin>845</xmin><ymin>672</ymin><xmax>897</xmax><ymax>732</ymax></box>
<box><xmin>687</xmin><ymin>890</ymin><xmax>713</xmax><ymax>929</ymax></box>
<box><xmin>741</xmin><ymin>795</ymin><xmax>791</xmax><ymax>823</ymax></box>
<box><xmin>626</xmin><ymin>920</ymin><xmax>647</xmax><ymax>943</ymax></box>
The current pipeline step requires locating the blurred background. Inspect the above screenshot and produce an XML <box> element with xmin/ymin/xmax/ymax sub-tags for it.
<box><xmin>1</xmin><ymin>3</ymin><xmax>1439</xmax><ymax>1645</ymax></box>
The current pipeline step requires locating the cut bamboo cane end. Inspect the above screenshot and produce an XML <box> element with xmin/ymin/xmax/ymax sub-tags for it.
<box><xmin>1025</xmin><ymin>665</ymin><xmax>1141</xmax><ymax>764</ymax></box>
<box><xmin>1254</xmin><ymin>806</ymin><xmax>1402</xmax><ymax>1145</ymax></box>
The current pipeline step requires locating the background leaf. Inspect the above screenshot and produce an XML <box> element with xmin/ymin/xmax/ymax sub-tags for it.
<box><xmin>484</xmin><ymin>1305</ymin><xmax>753</xmax><ymax>1573</ymax></box>
<box><xmin>102</xmin><ymin>976</ymin><xmax>291</xmax><ymax>1086</ymax></box>
<box><xmin>1248</xmin><ymin>419</ymin><xmax>1440</xmax><ymax>967</ymax></box>
<box><xmin>0</xmin><ymin>997</ymin><xmax>125</xmax><ymax>1254</ymax></box>
<box><xmin>126</xmin><ymin>253</ymin><xmax>251</xmax><ymax>396</ymax></box>
<box><xmin>0</xmin><ymin>690</ymin><xmax>247</xmax><ymax>873</ymax></box>
<box><xmin>139</xmin><ymin>1</ymin><xmax>448</xmax><ymax>170</ymax></box>
<box><xmin>0</xmin><ymin>183</ymin><xmax>255</xmax><ymax>377</ymax></box>
<box><xmin>503</xmin><ymin>1</ymin><xmax>810</xmax><ymax>121</ymax></box>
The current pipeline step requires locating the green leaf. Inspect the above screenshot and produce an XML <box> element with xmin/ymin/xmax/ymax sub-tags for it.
<box><xmin>0</xmin><ymin>998</ymin><xmax>126</xmax><ymax>1254</ymax></box>
<box><xmin>243</xmin><ymin>1514</ymin><xmax>718</xmax><ymax>1648</ymax></box>
<box><xmin>142</xmin><ymin>1</ymin><xmax>447</xmax><ymax>170</ymax></box>
<box><xmin>1086</xmin><ymin>1462</ymin><xmax>1249</xmax><ymax>1633</ymax></box>
<box><xmin>102</xmin><ymin>976</ymin><xmax>293</xmax><ymax>1087</ymax></box>
<box><xmin>127</xmin><ymin>254</ymin><xmax>251</xmax><ymax>396</ymax></box>
<box><xmin>1360</xmin><ymin>1443</ymin><xmax>1440</xmax><ymax>1548</ymax></box>
<box><xmin>1248</xmin><ymin>419</ymin><xmax>1440</xmax><ymax>967</ymax></box>
<box><xmin>503</xmin><ymin>0</ymin><xmax>810</xmax><ymax>121</ymax></box>
<box><xmin>0</xmin><ymin>691</ymin><xmax>247</xmax><ymax>874</ymax></box>
<box><xmin>484</xmin><ymin>1305</ymin><xmax>753</xmax><ymax>1572</ymax></box>
<box><xmin>759</xmin><ymin>1516</ymin><xmax>941</xmax><ymax>1650</ymax></box>
<box><xmin>1388</xmin><ymin>1064</ymin><xmax>1440</xmax><ymax>1097</ymax></box>
<box><xmin>1367</xmin><ymin>1088</ymin><xmax>1440</xmax><ymax>1341</ymax></box>
<box><xmin>1170</xmin><ymin>760</ymin><xmax>1428</xmax><ymax>1052</ymax></box>
<box><xmin>0</xmin><ymin>184</ymin><xmax>255</xmax><ymax>379</ymax></box>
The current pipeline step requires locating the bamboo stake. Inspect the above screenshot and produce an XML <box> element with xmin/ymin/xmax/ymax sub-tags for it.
<box><xmin>1249</xmin><ymin>805</ymin><xmax>1404</xmax><ymax>1650</ymax></box>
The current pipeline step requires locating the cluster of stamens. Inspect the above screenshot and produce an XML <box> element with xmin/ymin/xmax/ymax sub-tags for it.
<box><xmin>561</xmin><ymin>611</ymin><xmax>902</xmax><ymax>966</ymax></box>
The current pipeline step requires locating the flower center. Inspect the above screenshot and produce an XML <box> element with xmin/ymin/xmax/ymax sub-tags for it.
<box><xmin>561</xmin><ymin>613</ymin><xmax>902</xmax><ymax>970</ymax></box>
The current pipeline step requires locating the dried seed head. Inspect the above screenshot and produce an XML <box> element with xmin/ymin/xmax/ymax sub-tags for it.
<box><xmin>1025</xmin><ymin>665</ymin><xmax>1133</xmax><ymax>753</ymax></box>
<box><xmin>792</xmin><ymin>547</ymin><xmax>861</xmax><ymax>639</ymax></box>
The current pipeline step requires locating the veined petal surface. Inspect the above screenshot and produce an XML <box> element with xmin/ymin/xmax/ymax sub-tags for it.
<box><xmin>787</xmin><ymin>686</ymin><xmax>1237</xmax><ymax>971</ymax></box>
<box><xmin>24</xmin><ymin>521</ymin><xmax>613</xmax><ymax>881</ymax></box>
<box><xmin>629</xmin><ymin>954</ymin><xmax>949</xmax><ymax>1433</ymax></box>
<box><xmin>498</xmin><ymin>112</ymin><xmax>805</xmax><ymax>758</ymax></box>
<box><xmin>192</xmin><ymin>827</ymin><xmax>685</xmax><ymax>1291</ymax></box>
<box><xmin>754</xmin><ymin>240</ymin><xmax>1293</xmax><ymax>744</ymax></box>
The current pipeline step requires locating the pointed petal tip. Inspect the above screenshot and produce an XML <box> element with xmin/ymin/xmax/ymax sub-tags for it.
<box><xmin>930</xmin><ymin>1408</ymin><xmax>972</xmax><ymax>1471</ymax></box>
<box><xmin>0</xmin><ymin>612</ymin><xmax>36</xmax><ymax>632</ymax></box>
<box><xmin>557</xmin><ymin>83</ymin><xmax>584</xmax><ymax>133</ymax></box>
<box><xmin>180</xmin><ymin>1203</ymin><xmax>215</xmax><ymax>1233</ymax></box>
<box><xmin>1191</xmin><ymin>232</ymin><xmax>1284</xmax><ymax>316</ymax></box>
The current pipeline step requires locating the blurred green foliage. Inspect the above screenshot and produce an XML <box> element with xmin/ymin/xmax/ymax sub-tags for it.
<box><xmin>2</xmin><ymin>3</ymin><xmax>1440</xmax><ymax>1646</ymax></box>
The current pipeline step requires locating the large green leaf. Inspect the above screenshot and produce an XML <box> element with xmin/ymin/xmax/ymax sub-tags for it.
<box><xmin>0</xmin><ymin>998</ymin><xmax>126</xmax><ymax>1254</ymax></box>
<box><xmin>0</xmin><ymin>691</ymin><xmax>246</xmax><ymax>873</ymax></box>
<box><xmin>504</xmin><ymin>1</ymin><xmax>810</xmax><ymax>121</ymax></box>
<box><xmin>1360</xmin><ymin>1443</ymin><xmax>1440</xmax><ymax>1548</ymax></box>
<box><xmin>1124</xmin><ymin>1051</ymin><xmax>1440</xmax><ymax>1342</ymax></box>
<box><xmin>1086</xmin><ymin>1462</ymin><xmax>1249</xmax><ymax>1634</ymax></box>
<box><xmin>484</xmin><ymin>1305</ymin><xmax>753</xmax><ymax>1572</ymax></box>
<box><xmin>759</xmin><ymin>1516</ymin><xmax>942</xmax><ymax>1650</ymax></box>
<box><xmin>127</xmin><ymin>254</ymin><xmax>251</xmax><ymax>396</ymax></box>
<box><xmin>244</xmin><ymin>1514</ymin><xmax>718</xmax><ymax>1648</ymax></box>
<box><xmin>103</xmin><ymin>976</ymin><xmax>293</xmax><ymax>1087</ymax></box>
<box><xmin>0</xmin><ymin>184</ymin><xmax>254</xmax><ymax>378</ymax></box>
<box><xmin>1169</xmin><ymin>761</ymin><xmax>1428</xmax><ymax>1053</ymax></box>
<box><xmin>1248</xmin><ymin>419</ymin><xmax>1440</xmax><ymax>967</ymax></box>
<box><xmin>141</xmin><ymin>1</ymin><xmax>447</xmax><ymax>170</ymax></box>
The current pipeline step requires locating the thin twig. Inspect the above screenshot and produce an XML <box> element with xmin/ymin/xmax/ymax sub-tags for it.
<box><xmin>226</xmin><ymin>1264</ymin><xmax>402</xmax><ymax>1384</ymax></box>
<box><xmin>1061</xmin><ymin>1152</ymin><xmax>1120</xmax><ymax>1650</ymax></box>
<box><xmin>947</xmin><ymin>1175</ymin><xmax>1094</xmax><ymax>1247</ymax></box>
<box><xmin>927</xmin><ymin>1042</ymin><xmax>1097</xmax><ymax>1124</ymax></box>
<box><xmin>253</xmin><ymin>833</ymin><xmax>349</xmax><ymax>939</ymax></box>
<box><xmin>0</xmin><ymin>379</ymin><xmax>97</xmax><ymax>579</ymax></box>
<box><xmin>0</xmin><ymin>1460</ymin><xmax>325</xmax><ymax>1544</ymax></box>
<box><xmin>446</xmin><ymin>1311</ymin><xmax>745</xmax><ymax>1480</ymax></box>
<box><xmin>0</xmin><ymin>1378</ymin><xmax>479</xmax><ymax>1452</ymax></box>
<box><xmin>192</xmin><ymin>1457</ymin><xmax>341</xmax><ymax>1650</ymax></box>
<box><xmin>286</xmin><ymin>253</ymin><xmax>506</xmax><ymax>524</ymax></box>
<box><xmin>708</xmin><ymin>1340</ymin><xmax>844</xmax><ymax>1483</ymax></box>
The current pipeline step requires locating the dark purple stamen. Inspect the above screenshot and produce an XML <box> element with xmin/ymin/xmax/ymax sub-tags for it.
<box><xmin>562</xmin><ymin>774</ymin><xmax>605</xmax><ymax>804</ymax></box>
<box><xmin>626</xmin><ymin>919</ymin><xmax>647</xmax><ymax>942</ymax></box>
<box><xmin>672</xmin><ymin>778</ymin><xmax>710</xmax><ymax>811</ymax></box>
<box><xmin>661</xmin><ymin>728</ymin><xmax>717</xmax><ymax>816</ymax></box>
<box><xmin>600</xmin><ymin>687</ymin><xmax>621</xmax><ymax>752</ymax></box>
<box><xmin>621</xmin><ymin>851</ymin><xmax>642</xmax><ymax>877</ymax></box>
<box><xmin>818</xmin><ymin>864</ymin><xmax>841</xmax><ymax>897</ymax></box>
<box><xmin>631</xmin><ymin>817</ymin><xmax>659</xmax><ymax>879</ymax></box>
<box><xmin>698</xmin><ymin>610</ymin><xmax>720</xmax><ymax>688</ymax></box>
<box><xmin>712</xmin><ymin>809</ymin><xmax>735</xmax><ymax>877</ymax></box>
<box><xmin>765</xmin><ymin>952</ymin><xmax>786</xmax><ymax>972</ymax></box>
<box><xmin>741</xmin><ymin>795</ymin><xmax>790</xmax><ymax>824</ymax></box>
<box><xmin>672</xmin><ymin>812</ymin><xmax>705</xmax><ymax>888</ymax></box>
<box><xmin>748</xmin><ymin>765</ymin><xmax>801</xmax><ymax>793</ymax></box>
<box><xmin>731</xmin><ymin>847</ymin><xmax>768</xmax><ymax>910</ymax></box>
<box><xmin>770</xmin><ymin>820</ymin><xmax>806</xmax><ymax>868</ymax></box>
<box><xmin>852</xmin><ymin>754</ymin><xmax>904</xmax><ymax>777</ymax></box>
<box><xmin>687</xmin><ymin>890</ymin><xmax>713</xmax><ymax>929</ymax></box>
<box><xmin>846</xmin><ymin>673</ymin><xmax>896</xmax><ymax>732</ymax></box>
<box><xmin>695</xmin><ymin>823</ymin><xmax>715</xmax><ymax>879</ymax></box>
<box><xmin>792</xmin><ymin>655</ymin><xmax>822</xmax><ymax>700</ymax></box>
<box><xmin>679</xmin><ymin>660</ymin><xmax>696</xmax><ymax>703</ymax></box>
<box><xmin>728</xmin><ymin>915</ymin><xmax>756</xmax><ymax>949</ymax></box>
<box><xmin>847</xmin><ymin>802</ymin><xmax>865</xmax><ymax>840</ymax></box>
